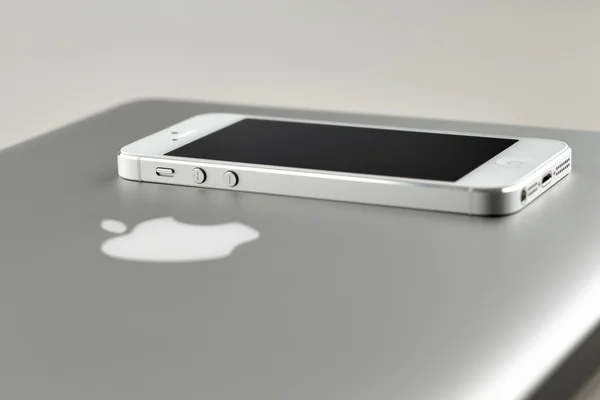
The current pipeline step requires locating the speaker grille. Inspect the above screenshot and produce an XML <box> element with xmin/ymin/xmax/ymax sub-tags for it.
<box><xmin>555</xmin><ymin>157</ymin><xmax>571</xmax><ymax>177</ymax></box>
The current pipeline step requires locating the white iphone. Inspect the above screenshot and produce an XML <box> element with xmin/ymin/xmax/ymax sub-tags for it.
<box><xmin>118</xmin><ymin>113</ymin><xmax>571</xmax><ymax>216</ymax></box>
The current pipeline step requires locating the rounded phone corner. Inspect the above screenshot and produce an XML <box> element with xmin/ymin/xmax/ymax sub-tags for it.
<box><xmin>556</xmin><ymin>140</ymin><xmax>571</xmax><ymax>156</ymax></box>
<box><xmin>469</xmin><ymin>187</ymin><xmax>523</xmax><ymax>216</ymax></box>
<box><xmin>117</xmin><ymin>152</ymin><xmax>140</xmax><ymax>181</ymax></box>
<box><xmin>533</xmin><ymin>137</ymin><xmax>571</xmax><ymax>154</ymax></box>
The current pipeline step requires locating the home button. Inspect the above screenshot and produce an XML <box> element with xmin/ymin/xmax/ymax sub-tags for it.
<box><xmin>495</xmin><ymin>157</ymin><xmax>534</xmax><ymax>168</ymax></box>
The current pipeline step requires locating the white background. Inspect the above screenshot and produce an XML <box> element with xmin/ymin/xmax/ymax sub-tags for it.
<box><xmin>1</xmin><ymin>1</ymin><xmax>599</xmax><ymax>150</ymax></box>
<box><xmin>1</xmin><ymin>1</ymin><xmax>600</xmax><ymax>398</ymax></box>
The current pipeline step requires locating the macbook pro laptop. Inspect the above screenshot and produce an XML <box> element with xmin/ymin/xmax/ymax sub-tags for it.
<box><xmin>1</xmin><ymin>100</ymin><xmax>599</xmax><ymax>400</ymax></box>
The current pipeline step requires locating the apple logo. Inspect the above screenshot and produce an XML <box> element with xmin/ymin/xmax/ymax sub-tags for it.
<box><xmin>101</xmin><ymin>217</ymin><xmax>259</xmax><ymax>262</ymax></box>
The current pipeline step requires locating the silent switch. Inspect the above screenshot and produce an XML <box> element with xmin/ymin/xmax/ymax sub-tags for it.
<box><xmin>156</xmin><ymin>167</ymin><xmax>175</xmax><ymax>177</ymax></box>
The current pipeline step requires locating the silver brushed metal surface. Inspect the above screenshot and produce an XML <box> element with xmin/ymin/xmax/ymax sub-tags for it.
<box><xmin>0</xmin><ymin>100</ymin><xmax>598</xmax><ymax>400</ymax></box>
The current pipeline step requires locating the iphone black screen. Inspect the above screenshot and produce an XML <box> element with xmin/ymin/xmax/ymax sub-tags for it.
<box><xmin>167</xmin><ymin>119</ymin><xmax>516</xmax><ymax>182</ymax></box>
